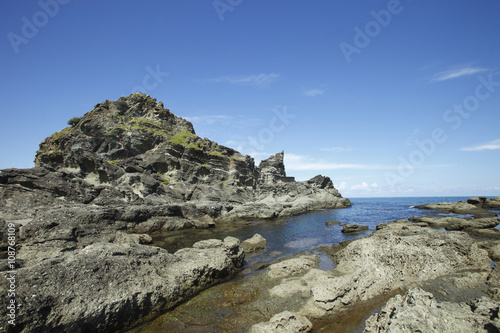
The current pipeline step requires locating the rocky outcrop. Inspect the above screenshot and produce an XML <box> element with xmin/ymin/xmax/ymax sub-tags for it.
<box><xmin>0</xmin><ymin>93</ymin><xmax>350</xmax><ymax>225</ymax></box>
<box><xmin>0</xmin><ymin>237</ymin><xmax>244</xmax><ymax>333</ymax></box>
<box><xmin>410</xmin><ymin>215</ymin><xmax>500</xmax><ymax>230</ymax></box>
<box><xmin>468</xmin><ymin>196</ymin><xmax>500</xmax><ymax>210</ymax></box>
<box><xmin>416</xmin><ymin>198</ymin><xmax>498</xmax><ymax>217</ymax></box>
<box><xmin>364</xmin><ymin>288</ymin><xmax>500</xmax><ymax>333</ymax></box>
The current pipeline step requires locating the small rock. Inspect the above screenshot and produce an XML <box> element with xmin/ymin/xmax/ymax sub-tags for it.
<box><xmin>341</xmin><ymin>224</ymin><xmax>369</xmax><ymax>234</ymax></box>
<box><xmin>241</xmin><ymin>233</ymin><xmax>267</xmax><ymax>253</ymax></box>
<box><xmin>325</xmin><ymin>220</ymin><xmax>341</xmax><ymax>226</ymax></box>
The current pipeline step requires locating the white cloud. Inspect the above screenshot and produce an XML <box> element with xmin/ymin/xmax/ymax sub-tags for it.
<box><xmin>318</xmin><ymin>147</ymin><xmax>352</xmax><ymax>152</ymax></box>
<box><xmin>430</xmin><ymin>65</ymin><xmax>489</xmax><ymax>82</ymax></box>
<box><xmin>205</xmin><ymin>73</ymin><xmax>280</xmax><ymax>85</ymax></box>
<box><xmin>350</xmin><ymin>181</ymin><xmax>379</xmax><ymax>190</ymax></box>
<box><xmin>303</xmin><ymin>89</ymin><xmax>324</xmax><ymax>97</ymax></box>
<box><xmin>185</xmin><ymin>115</ymin><xmax>233</xmax><ymax>125</ymax></box>
<box><xmin>185</xmin><ymin>114</ymin><xmax>262</xmax><ymax>128</ymax></box>
<box><xmin>460</xmin><ymin>138</ymin><xmax>500</xmax><ymax>151</ymax></box>
<box><xmin>284</xmin><ymin>153</ymin><xmax>397</xmax><ymax>171</ymax></box>
<box><xmin>337</xmin><ymin>181</ymin><xmax>347</xmax><ymax>190</ymax></box>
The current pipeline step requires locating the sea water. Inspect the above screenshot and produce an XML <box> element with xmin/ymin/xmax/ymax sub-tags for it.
<box><xmin>152</xmin><ymin>196</ymin><xmax>484</xmax><ymax>268</ymax></box>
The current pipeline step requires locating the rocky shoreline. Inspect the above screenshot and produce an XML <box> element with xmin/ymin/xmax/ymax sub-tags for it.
<box><xmin>0</xmin><ymin>94</ymin><xmax>351</xmax><ymax>332</ymax></box>
<box><xmin>1</xmin><ymin>94</ymin><xmax>499</xmax><ymax>332</ymax></box>
<box><xmin>130</xmin><ymin>196</ymin><xmax>500</xmax><ymax>332</ymax></box>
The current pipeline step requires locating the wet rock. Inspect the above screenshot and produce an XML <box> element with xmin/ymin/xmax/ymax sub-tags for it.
<box><xmin>0</xmin><ymin>238</ymin><xmax>244</xmax><ymax>333</ymax></box>
<box><xmin>325</xmin><ymin>220</ymin><xmax>341</xmax><ymax>226</ymax></box>
<box><xmin>267</xmin><ymin>255</ymin><xmax>319</xmax><ymax>279</ymax></box>
<box><xmin>248</xmin><ymin>311</ymin><xmax>313</xmax><ymax>333</ymax></box>
<box><xmin>364</xmin><ymin>288</ymin><xmax>500</xmax><ymax>333</ymax></box>
<box><xmin>445</xmin><ymin>217</ymin><xmax>500</xmax><ymax>231</ymax></box>
<box><xmin>241</xmin><ymin>233</ymin><xmax>267</xmax><ymax>253</ymax></box>
<box><xmin>341</xmin><ymin>224</ymin><xmax>369</xmax><ymax>233</ymax></box>
<box><xmin>416</xmin><ymin>200</ymin><xmax>497</xmax><ymax>217</ymax></box>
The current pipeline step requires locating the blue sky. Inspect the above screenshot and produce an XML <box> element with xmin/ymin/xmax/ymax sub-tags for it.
<box><xmin>1</xmin><ymin>0</ymin><xmax>499</xmax><ymax>197</ymax></box>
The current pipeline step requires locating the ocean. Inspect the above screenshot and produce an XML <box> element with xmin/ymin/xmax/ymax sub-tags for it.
<box><xmin>152</xmin><ymin>196</ymin><xmax>498</xmax><ymax>268</ymax></box>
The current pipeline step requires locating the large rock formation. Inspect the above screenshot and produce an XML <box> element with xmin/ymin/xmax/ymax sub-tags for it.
<box><xmin>0</xmin><ymin>93</ymin><xmax>350</xmax><ymax>224</ymax></box>
<box><xmin>0</xmin><ymin>93</ymin><xmax>350</xmax><ymax>332</ymax></box>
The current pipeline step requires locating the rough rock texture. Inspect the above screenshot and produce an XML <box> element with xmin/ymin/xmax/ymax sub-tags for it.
<box><xmin>364</xmin><ymin>288</ymin><xmax>500</xmax><ymax>333</ymax></box>
<box><xmin>241</xmin><ymin>233</ymin><xmax>267</xmax><ymax>253</ymax></box>
<box><xmin>299</xmin><ymin>224</ymin><xmax>491</xmax><ymax>319</ymax></box>
<box><xmin>325</xmin><ymin>220</ymin><xmax>341</xmax><ymax>226</ymax></box>
<box><xmin>248</xmin><ymin>311</ymin><xmax>313</xmax><ymax>333</ymax></box>
<box><xmin>246</xmin><ymin>221</ymin><xmax>493</xmax><ymax>330</ymax></box>
<box><xmin>0</xmin><ymin>237</ymin><xmax>244</xmax><ymax>333</ymax></box>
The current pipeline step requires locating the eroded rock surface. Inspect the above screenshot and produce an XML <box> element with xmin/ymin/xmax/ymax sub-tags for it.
<box><xmin>248</xmin><ymin>311</ymin><xmax>313</xmax><ymax>333</ymax></box>
<box><xmin>0</xmin><ymin>237</ymin><xmax>244</xmax><ymax>333</ymax></box>
<box><xmin>364</xmin><ymin>288</ymin><xmax>500</xmax><ymax>333</ymax></box>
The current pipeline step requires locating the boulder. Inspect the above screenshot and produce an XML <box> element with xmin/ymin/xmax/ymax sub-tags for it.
<box><xmin>248</xmin><ymin>311</ymin><xmax>313</xmax><ymax>333</ymax></box>
<box><xmin>0</xmin><ymin>237</ymin><xmax>244</xmax><ymax>333</ymax></box>
<box><xmin>341</xmin><ymin>224</ymin><xmax>369</xmax><ymax>233</ymax></box>
<box><xmin>241</xmin><ymin>233</ymin><xmax>267</xmax><ymax>253</ymax></box>
<box><xmin>364</xmin><ymin>288</ymin><xmax>500</xmax><ymax>333</ymax></box>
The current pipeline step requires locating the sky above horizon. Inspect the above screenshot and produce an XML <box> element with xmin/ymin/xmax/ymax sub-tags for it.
<box><xmin>1</xmin><ymin>0</ymin><xmax>499</xmax><ymax>197</ymax></box>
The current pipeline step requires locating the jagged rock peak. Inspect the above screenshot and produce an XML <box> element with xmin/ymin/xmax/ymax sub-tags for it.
<box><xmin>258</xmin><ymin>151</ymin><xmax>295</xmax><ymax>184</ymax></box>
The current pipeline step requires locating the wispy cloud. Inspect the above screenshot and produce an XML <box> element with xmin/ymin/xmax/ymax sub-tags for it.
<box><xmin>303</xmin><ymin>89</ymin><xmax>324</xmax><ymax>97</ymax></box>
<box><xmin>460</xmin><ymin>138</ymin><xmax>500</xmax><ymax>151</ymax></box>
<box><xmin>205</xmin><ymin>73</ymin><xmax>280</xmax><ymax>85</ymax></box>
<box><xmin>430</xmin><ymin>65</ymin><xmax>489</xmax><ymax>82</ymax></box>
<box><xmin>318</xmin><ymin>147</ymin><xmax>352</xmax><ymax>152</ymax></box>
<box><xmin>284</xmin><ymin>154</ymin><xmax>453</xmax><ymax>171</ymax></box>
<box><xmin>185</xmin><ymin>115</ymin><xmax>233</xmax><ymax>125</ymax></box>
<box><xmin>284</xmin><ymin>154</ymin><xmax>396</xmax><ymax>171</ymax></box>
<box><xmin>185</xmin><ymin>114</ymin><xmax>262</xmax><ymax>127</ymax></box>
